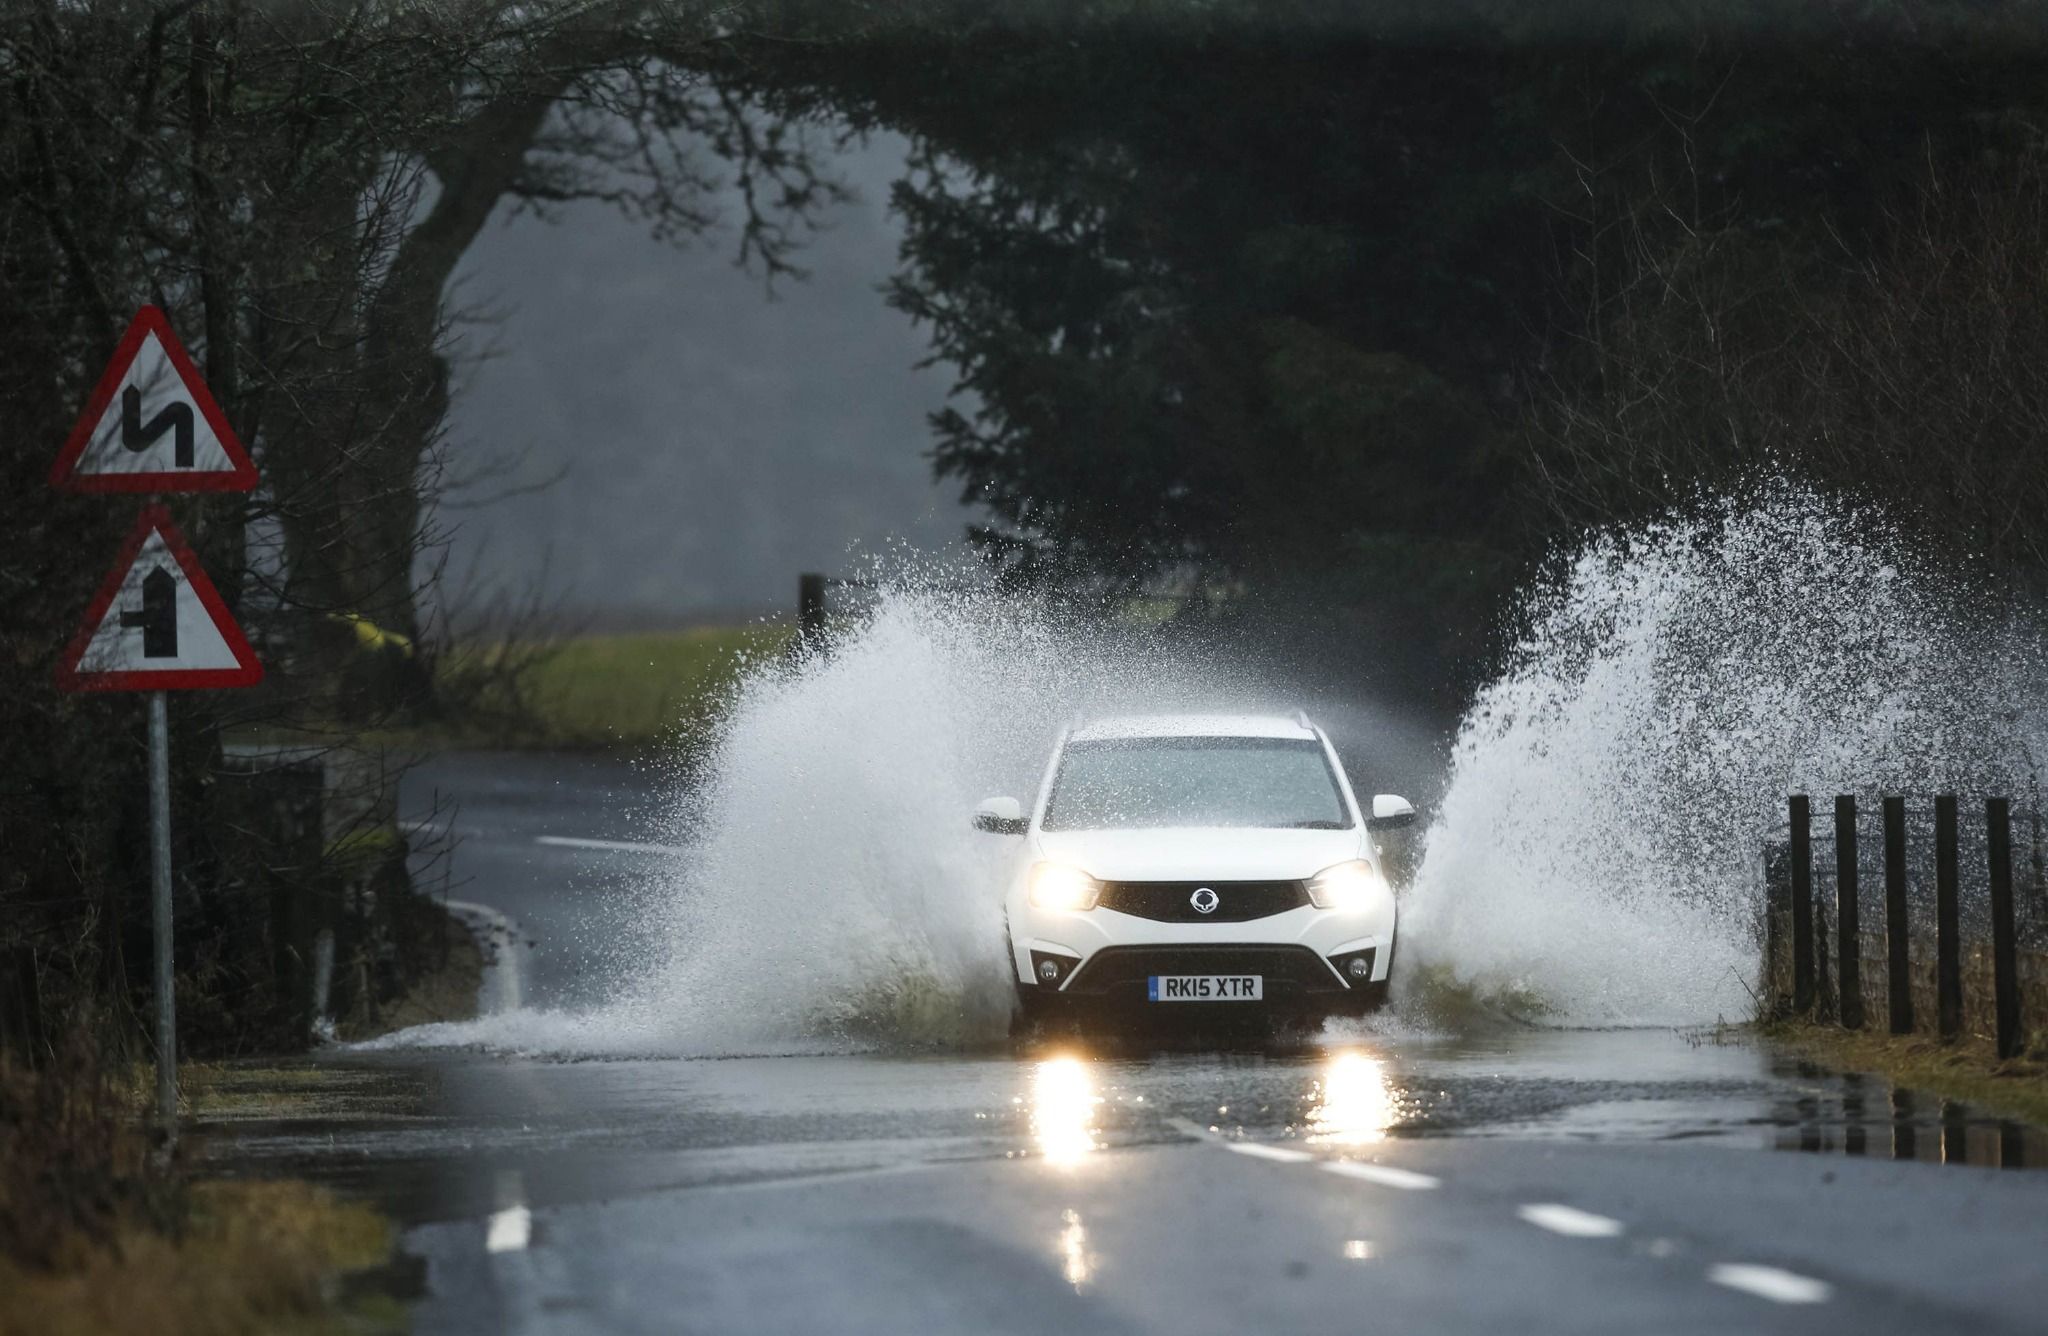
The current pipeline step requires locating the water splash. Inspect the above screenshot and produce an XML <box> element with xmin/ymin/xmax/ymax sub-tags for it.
<box><xmin>380</xmin><ymin>584</ymin><xmax>1288</xmax><ymax>1055</ymax></box>
<box><xmin>374</xmin><ymin>482</ymin><xmax>2043</xmax><ymax>1053</ymax></box>
<box><xmin>1401</xmin><ymin>482</ymin><xmax>2045</xmax><ymax>1026</ymax></box>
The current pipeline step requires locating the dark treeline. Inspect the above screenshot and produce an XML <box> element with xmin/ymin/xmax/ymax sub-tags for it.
<box><xmin>729</xmin><ymin>0</ymin><xmax>2048</xmax><ymax>700</ymax></box>
<box><xmin>7</xmin><ymin>0</ymin><xmax>2048</xmax><ymax>1065</ymax></box>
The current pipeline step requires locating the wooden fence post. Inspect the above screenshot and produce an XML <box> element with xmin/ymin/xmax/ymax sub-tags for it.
<box><xmin>1762</xmin><ymin>841</ymin><xmax>1790</xmax><ymax>1015</ymax></box>
<box><xmin>798</xmin><ymin>572</ymin><xmax>827</xmax><ymax>642</ymax></box>
<box><xmin>1987</xmin><ymin>797</ymin><xmax>2023</xmax><ymax>1061</ymax></box>
<box><xmin>1936</xmin><ymin>794</ymin><xmax>1962</xmax><ymax>1042</ymax></box>
<box><xmin>1835</xmin><ymin>795</ymin><xmax>1863</xmax><ymax>1030</ymax></box>
<box><xmin>1883</xmin><ymin>795</ymin><xmax>1913</xmax><ymax>1035</ymax></box>
<box><xmin>1790</xmin><ymin>795</ymin><xmax>1814</xmax><ymax>1015</ymax></box>
<box><xmin>1815</xmin><ymin>894</ymin><xmax>1835</xmax><ymax>1022</ymax></box>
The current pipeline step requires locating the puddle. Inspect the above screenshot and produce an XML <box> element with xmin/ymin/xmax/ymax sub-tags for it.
<box><xmin>1764</xmin><ymin>1065</ymin><xmax>2048</xmax><ymax>1169</ymax></box>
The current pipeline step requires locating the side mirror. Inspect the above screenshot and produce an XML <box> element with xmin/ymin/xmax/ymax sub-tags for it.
<box><xmin>1367</xmin><ymin>794</ymin><xmax>1417</xmax><ymax>832</ymax></box>
<box><xmin>973</xmin><ymin>796</ymin><xmax>1028</xmax><ymax>836</ymax></box>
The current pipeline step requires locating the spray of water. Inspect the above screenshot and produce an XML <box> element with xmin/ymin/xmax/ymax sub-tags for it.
<box><xmin>381</xmin><ymin>584</ymin><xmax>1291</xmax><ymax>1055</ymax></box>
<box><xmin>375</xmin><ymin>482</ymin><xmax>2044</xmax><ymax>1054</ymax></box>
<box><xmin>1401</xmin><ymin>481</ymin><xmax>2045</xmax><ymax>1026</ymax></box>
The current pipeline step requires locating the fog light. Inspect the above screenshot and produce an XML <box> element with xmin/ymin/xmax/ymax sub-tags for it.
<box><xmin>1030</xmin><ymin>950</ymin><xmax>1078</xmax><ymax>989</ymax></box>
<box><xmin>1328</xmin><ymin>948</ymin><xmax>1377</xmax><ymax>987</ymax></box>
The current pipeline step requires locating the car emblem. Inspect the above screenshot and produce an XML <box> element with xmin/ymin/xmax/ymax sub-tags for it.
<box><xmin>1190</xmin><ymin>886</ymin><xmax>1220</xmax><ymax>915</ymax></box>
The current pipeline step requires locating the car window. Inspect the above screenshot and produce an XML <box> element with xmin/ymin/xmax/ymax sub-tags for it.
<box><xmin>1041</xmin><ymin>736</ymin><xmax>1351</xmax><ymax>831</ymax></box>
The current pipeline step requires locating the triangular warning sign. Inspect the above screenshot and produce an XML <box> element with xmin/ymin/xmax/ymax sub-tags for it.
<box><xmin>49</xmin><ymin>306</ymin><xmax>257</xmax><ymax>493</ymax></box>
<box><xmin>57</xmin><ymin>505</ymin><xmax>262</xmax><ymax>692</ymax></box>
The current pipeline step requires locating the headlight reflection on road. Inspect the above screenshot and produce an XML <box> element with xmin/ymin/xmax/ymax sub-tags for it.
<box><xmin>1030</xmin><ymin>1055</ymin><xmax>1102</xmax><ymax>1165</ymax></box>
<box><xmin>1058</xmin><ymin>1208</ymin><xmax>1095</xmax><ymax>1288</ymax></box>
<box><xmin>1306</xmin><ymin>1050</ymin><xmax>1396</xmax><ymax>1146</ymax></box>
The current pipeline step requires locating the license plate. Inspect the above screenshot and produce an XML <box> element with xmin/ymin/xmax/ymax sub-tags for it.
<box><xmin>1147</xmin><ymin>974</ymin><xmax>1263</xmax><ymax>1002</ymax></box>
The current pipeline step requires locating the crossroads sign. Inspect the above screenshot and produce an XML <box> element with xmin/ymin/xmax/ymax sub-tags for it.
<box><xmin>55</xmin><ymin>504</ymin><xmax>262</xmax><ymax>692</ymax></box>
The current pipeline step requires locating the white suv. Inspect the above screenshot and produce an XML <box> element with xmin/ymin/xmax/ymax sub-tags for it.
<box><xmin>974</xmin><ymin>713</ymin><xmax>1414</xmax><ymax>1030</ymax></box>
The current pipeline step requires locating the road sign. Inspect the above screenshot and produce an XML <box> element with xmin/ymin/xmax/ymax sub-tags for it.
<box><xmin>49</xmin><ymin>305</ymin><xmax>257</xmax><ymax>493</ymax></box>
<box><xmin>56</xmin><ymin>504</ymin><xmax>262</xmax><ymax>691</ymax></box>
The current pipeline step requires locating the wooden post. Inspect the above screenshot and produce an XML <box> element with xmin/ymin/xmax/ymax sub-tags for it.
<box><xmin>1790</xmin><ymin>795</ymin><xmax>1814</xmax><ymax>1015</ymax></box>
<box><xmin>1762</xmin><ymin>841</ymin><xmax>1790</xmax><ymax>1015</ymax></box>
<box><xmin>1936</xmin><ymin>794</ymin><xmax>1962</xmax><ymax>1042</ymax></box>
<box><xmin>1883</xmin><ymin>795</ymin><xmax>1913</xmax><ymax>1035</ymax></box>
<box><xmin>797</xmin><ymin>572</ymin><xmax>827</xmax><ymax>642</ymax></box>
<box><xmin>1815</xmin><ymin>894</ymin><xmax>1835</xmax><ymax>1022</ymax></box>
<box><xmin>1835</xmin><ymin>795</ymin><xmax>1863</xmax><ymax>1030</ymax></box>
<box><xmin>1987</xmin><ymin>797</ymin><xmax>2023</xmax><ymax>1061</ymax></box>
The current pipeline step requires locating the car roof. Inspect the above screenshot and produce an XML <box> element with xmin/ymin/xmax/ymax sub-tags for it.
<box><xmin>1065</xmin><ymin>712</ymin><xmax>1319</xmax><ymax>742</ymax></box>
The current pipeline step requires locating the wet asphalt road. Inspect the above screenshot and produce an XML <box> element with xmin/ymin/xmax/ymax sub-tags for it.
<box><xmin>203</xmin><ymin>752</ymin><xmax>2048</xmax><ymax>1335</ymax></box>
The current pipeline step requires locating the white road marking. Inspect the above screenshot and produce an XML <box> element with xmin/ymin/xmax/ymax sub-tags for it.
<box><xmin>485</xmin><ymin>1204</ymin><xmax>531</xmax><ymax>1253</ymax></box>
<box><xmin>536</xmin><ymin>835</ymin><xmax>687</xmax><ymax>855</ymax></box>
<box><xmin>1518</xmin><ymin>1203</ymin><xmax>1625</xmax><ymax>1238</ymax></box>
<box><xmin>1167</xmin><ymin>1118</ymin><xmax>1439</xmax><ymax>1191</ymax></box>
<box><xmin>1708</xmin><ymin>1263</ymin><xmax>1833</xmax><ymax>1305</ymax></box>
<box><xmin>1321</xmin><ymin>1160</ymin><xmax>1440</xmax><ymax>1191</ymax></box>
<box><xmin>1225</xmin><ymin>1141</ymin><xmax>1314</xmax><ymax>1164</ymax></box>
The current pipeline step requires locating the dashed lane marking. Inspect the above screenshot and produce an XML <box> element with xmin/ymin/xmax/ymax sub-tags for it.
<box><xmin>1518</xmin><ymin>1203</ymin><xmax>1625</xmax><ymax>1238</ymax></box>
<box><xmin>1708</xmin><ymin>1263</ymin><xmax>1833</xmax><ymax>1305</ymax></box>
<box><xmin>485</xmin><ymin>1204</ymin><xmax>530</xmax><ymax>1254</ymax></box>
<box><xmin>1171</xmin><ymin>1110</ymin><xmax>1831</xmax><ymax>1308</ymax></box>
<box><xmin>1320</xmin><ymin>1160</ymin><xmax>1441</xmax><ymax>1191</ymax></box>
<box><xmin>535</xmin><ymin>835</ymin><xmax>688</xmax><ymax>855</ymax></box>
<box><xmin>1225</xmin><ymin>1142</ymin><xmax>1315</xmax><ymax>1164</ymax></box>
<box><xmin>1168</xmin><ymin>1114</ymin><xmax>1439</xmax><ymax>1188</ymax></box>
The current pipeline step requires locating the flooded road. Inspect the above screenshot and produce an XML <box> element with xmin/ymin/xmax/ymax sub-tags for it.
<box><xmin>198</xmin><ymin>752</ymin><xmax>2048</xmax><ymax>1334</ymax></box>
<box><xmin>203</xmin><ymin>1028</ymin><xmax>2046</xmax><ymax>1229</ymax></box>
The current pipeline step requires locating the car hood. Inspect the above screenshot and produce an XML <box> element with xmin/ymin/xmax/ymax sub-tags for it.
<box><xmin>1031</xmin><ymin>826</ymin><xmax>1364</xmax><ymax>882</ymax></box>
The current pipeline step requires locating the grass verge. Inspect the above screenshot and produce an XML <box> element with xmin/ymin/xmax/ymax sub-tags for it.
<box><xmin>3</xmin><ymin>1030</ymin><xmax>407</xmax><ymax>1336</ymax></box>
<box><xmin>1762</xmin><ymin>1020</ymin><xmax>2048</xmax><ymax>1127</ymax></box>
<box><xmin>0</xmin><ymin>1178</ymin><xmax>401</xmax><ymax>1336</ymax></box>
<box><xmin>336</xmin><ymin>907</ymin><xmax>483</xmax><ymax>1042</ymax></box>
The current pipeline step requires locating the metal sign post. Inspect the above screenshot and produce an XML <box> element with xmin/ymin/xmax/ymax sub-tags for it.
<box><xmin>148</xmin><ymin>690</ymin><xmax>175</xmax><ymax>1136</ymax></box>
<box><xmin>58</xmin><ymin>508</ymin><xmax>261</xmax><ymax>1147</ymax></box>
<box><xmin>51</xmin><ymin>307</ymin><xmax>263</xmax><ymax>1150</ymax></box>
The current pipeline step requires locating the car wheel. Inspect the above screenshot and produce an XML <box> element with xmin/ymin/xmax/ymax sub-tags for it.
<box><xmin>1011</xmin><ymin>983</ymin><xmax>1050</xmax><ymax>1038</ymax></box>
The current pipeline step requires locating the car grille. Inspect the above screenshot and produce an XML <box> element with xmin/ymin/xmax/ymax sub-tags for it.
<box><xmin>1096</xmin><ymin>880</ymin><xmax>1310</xmax><ymax>923</ymax></box>
<box><xmin>1062</xmin><ymin>944</ymin><xmax>1345</xmax><ymax>997</ymax></box>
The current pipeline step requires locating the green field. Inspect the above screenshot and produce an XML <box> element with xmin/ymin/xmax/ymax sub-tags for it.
<box><xmin>498</xmin><ymin>624</ymin><xmax>794</xmax><ymax>751</ymax></box>
<box><xmin>411</xmin><ymin>623</ymin><xmax>796</xmax><ymax>753</ymax></box>
<box><xmin>224</xmin><ymin>624</ymin><xmax>795</xmax><ymax>756</ymax></box>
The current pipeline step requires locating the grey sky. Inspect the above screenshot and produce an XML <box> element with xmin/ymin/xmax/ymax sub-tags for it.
<box><xmin>438</xmin><ymin>129</ymin><xmax>973</xmax><ymax>629</ymax></box>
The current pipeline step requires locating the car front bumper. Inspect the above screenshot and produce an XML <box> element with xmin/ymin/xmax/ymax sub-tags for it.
<box><xmin>1016</xmin><ymin>937</ymin><xmax>1392</xmax><ymax>1023</ymax></box>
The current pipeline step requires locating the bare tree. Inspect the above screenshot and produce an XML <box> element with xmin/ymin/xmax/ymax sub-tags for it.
<box><xmin>0</xmin><ymin>0</ymin><xmax>847</xmax><ymax>1057</ymax></box>
<box><xmin>1525</xmin><ymin>135</ymin><xmax>2048</xmax><ymax>596</ymax></box>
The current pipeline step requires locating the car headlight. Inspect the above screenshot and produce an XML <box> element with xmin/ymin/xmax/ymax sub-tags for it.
<box><xmin>1306</xmin><ymin>859</ymin><xmax>1385</xmax><ymax>911</ymax></box>
<box><xmin>1028</xmin><ymin>862</ymin><xmax>1101</xmax><ymax>911</ymax></box>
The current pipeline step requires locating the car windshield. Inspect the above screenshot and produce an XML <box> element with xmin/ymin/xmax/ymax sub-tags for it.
<box><xmin>1040</xmin><ymin>736</ymin><xmax>1351</xmax><ymax>831</ymax></box>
